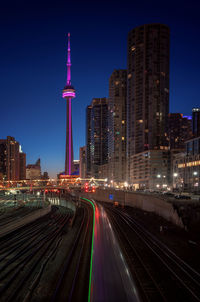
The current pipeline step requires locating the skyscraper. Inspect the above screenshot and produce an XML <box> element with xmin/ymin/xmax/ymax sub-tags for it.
<box><xmin>192</xmin><ymin>108</ymin><xmax>200</xmax><ymax>137</ymax></box>
<box><xmin>62</xmin><ymin>33</ymin><xmax>76</xmax><ymax>175</ymax></box>
<box><xmin>108</xmin><ymin>70</ymin><xmax>127</xmax><ymax>184</ymax></box>
<box><xmin>19</xmin><ymin>152</ymin><xmax>26</xmax><ymax>180</ymax></box>
<box><xmin>0</xmin><ymin>136</ymin><xmax>23</xmax><ymax>181</ymax></box>
<box><xmin>168</xmin><ymin>113</ymin><xmax>192</xmax><ymax>149</ymax></box>
<box><xmin>86</xmin><ymin>98</ymin><xmax>108</xmax><ymax>178</ymax></box>
<box><xmin>79</xmin><ymin>146</ymin><xmax>86</xmax><ymax>179</ymax></box>
<box><xmin>127</xmin><ymin>23</ymin><xmax>170</xmax><ymax>182</ymax></box>
<box><xmin>86</xmin><ymin>105</ymin><xmax>92</xmax><ymax>177</ymax></box>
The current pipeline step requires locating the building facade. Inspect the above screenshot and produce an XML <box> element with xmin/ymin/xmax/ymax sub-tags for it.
<box><xmin>0</xmin><ymin>136</ymin><xmax>25</xmax><ymax>181</ymax></box>
<box><xmin>192</xmin><ymin>108</ymin><xmax>200</xmax><ymax>137</ymax></box>
<box><xmin>168</xmin><ymin>113</ymin><xmax>192</xmax><ymax>149</ymax></box>
<box><xmin>73</xmin><ymin>160</ymin><xmax>79</xmax><ymax>175</ymax></box>
<box><xmin>173</xmin><ymin>136</ymin><xmax>200</xmax><ymax>193</ymax></box>
<box><xmin>86</xmin><ymin>105</ymin><xmax>92</xmax><ymax>177</ymax></box>
<box><xmin>86</xmin><ymin>98</ymin><xmax>108</xmax><ymax>178</ymax></box>
<box><xmin>130</xmin><ymin>150</ymin><xmax>170</xmax><ymax>190</ymax></box>
<box><xmin>19</xmin><ymin>152</ymin><xmax>26</xmax><ymax>180</ymax></box>
<box><xmin>127</xmin><ymin>23</ymin><xmax>170</xmax><ymax>182</ymax></box>
<box><xmin>79</xmin><ymin>146</ymin><xmax>86</xmax><ymax>179</ymax></box>
<box><xmin>108</xmin><ymin>69</ymin><xmax>127</xmax><ymax>184</ymax></box>
<box><xmin>26</xmin><ymin>158</ymin><xmax>41</xmax><ymax>180</ymax></box>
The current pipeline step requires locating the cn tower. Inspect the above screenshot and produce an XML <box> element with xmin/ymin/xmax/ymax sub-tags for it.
<box><xmin>62</xmin><ymin>33</ymin><xmax>75</xmax><ymax>175</ymax></box>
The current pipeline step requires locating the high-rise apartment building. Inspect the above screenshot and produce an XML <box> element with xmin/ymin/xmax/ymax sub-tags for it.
<box><xmin>0</xmin><ymin>141</ymin><xmax>6</xmax><ymax>180</ymax></box>
<box><xmin>192</xmin><ymin>108</ymin><xmax>200</xmax><ymax>137</ymax></box>
<box><xmin>127</xmin><ymin>23</ymin><xmax>170</xmax><ymax>183</ymax></box>
<box><xmin>168</xmin><ymin>113</ymin><xmax>192</xmax><ymax>149</ymax></box>
<box><xmin>86</xmin><ymin>98</ymin><xmax>108</xmax><ymax>178</ymax></box>
<box><xmin>108</xmin><ymin>70</ymin><xmax>127</xmax><ymax>184</ymax></box>
<box><xmin>0</xmin><ymin>136</ymin><xmax>25</xmax><ymax>181</ymax></box>
<box><xmin>79</xmin><ymin>146</ymin><xmax>86</xmax><ymax>179</ymax></box>
<box><xmin>86</xmin><ymin>105</ymin><xmax>92</xmax><ymax>177</ymax></box>
<box><xmin>19</xmin><ymin>152</ymin><xmax>26</xmax><ymax>180</ymax></box>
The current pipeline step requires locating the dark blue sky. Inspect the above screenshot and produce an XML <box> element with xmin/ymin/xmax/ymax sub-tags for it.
<box><xmin>1</xmin><ymin>0</ymin><xmax>200</xmax><ymax>177</ymax></box>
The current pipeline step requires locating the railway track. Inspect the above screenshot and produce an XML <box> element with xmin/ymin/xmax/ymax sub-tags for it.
<box><xmin>0</xmin><ymin>206</ymin><xmax>72</xmax><ymax>302</ymax></box>
<box><xmin>0</xmin><ymin>207</ymin><xmax>38</xmax><ymax>227</ymax></box>
<box><xmin>105</xmin><ymin>203</ymin><xmax>200</xmax><ymax>302</ymax></box>
<box><xmin>0</xmin><ymin>199</ymin><xmax>94</xmax><ymax>302</ymax></box>
<box><xmin>51</xmin><ymin>200</ymin><xmax>93</xmax><ymax>302</ymax></box>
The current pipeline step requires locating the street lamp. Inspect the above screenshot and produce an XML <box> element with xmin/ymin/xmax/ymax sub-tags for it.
<box><xmin>156</xmin><ymin>174</ymin><xmax>162</xmax><ymax>191</ymax></box>
<box><xmin>173</xmin><ymin>173</ymin><xmax>178</xmax><ymax>189</ymax></box>
<box><xmin>193</xmin><ymin>171</ymin><xmax>198</xmax><ymax>193</ymax></box>
<box><xmin>124</xmin><ymin>181</ymin><xmax>128</xmax><ymax>189</ymax></box>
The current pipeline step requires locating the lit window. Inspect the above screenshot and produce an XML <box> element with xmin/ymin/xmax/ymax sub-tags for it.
<box><xmin>122</xmin><ymin>137</ymin><xmax>125</xmax><ymax>140</ymax></box>
<box><xmin>122</xmin><ymin>120</ymin><xmax>125</xmax><ymax>124</ymax></box>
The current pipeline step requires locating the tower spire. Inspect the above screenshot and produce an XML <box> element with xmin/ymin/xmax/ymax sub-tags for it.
<box><xmin>66</xmin><ymin>32</ymin><xmax>71</xmax><ymax>86</ymax></box>
<box><xmin>62</xmin><ymin>33</ymin><xmax>76</xmax><ymax>176</ymax></box>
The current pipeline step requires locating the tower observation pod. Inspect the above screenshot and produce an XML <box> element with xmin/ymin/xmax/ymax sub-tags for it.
<box><xmin>62</xmin><ymin>33</ymin><xmax>76</xmax><ymax>175</ymax></box>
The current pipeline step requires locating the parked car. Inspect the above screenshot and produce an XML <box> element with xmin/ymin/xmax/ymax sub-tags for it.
<box><xmin>175</xmin><ymin>195</ymin><xmax>191</xmax><ymax>200</ymax></box>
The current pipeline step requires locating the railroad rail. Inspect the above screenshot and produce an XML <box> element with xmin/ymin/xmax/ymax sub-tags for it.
<box><xmin>0</xmin><ymin>206</ymin><xmax>72</xmax><ymax>302</ymax></box>
<box><xmin>51</xmin><ymin>200</ymin><xmax>93</xmax><ymax>302</ymax></box>
<box><xmin>104</xmin><ymin>203</ymin><xmax>200</xmax><ymax>302</ymax></box>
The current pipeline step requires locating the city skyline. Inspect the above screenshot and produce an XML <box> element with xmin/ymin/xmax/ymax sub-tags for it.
<box><xmin>1</xmin><ymin>0</ymin><xmax>200</xmax><ymax>177</ymax></box>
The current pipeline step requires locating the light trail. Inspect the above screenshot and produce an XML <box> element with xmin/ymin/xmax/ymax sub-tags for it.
<box><xmin>80</xmin><ymin>197</ymin><xmax>95</xmax><ymax>302</ymax></box>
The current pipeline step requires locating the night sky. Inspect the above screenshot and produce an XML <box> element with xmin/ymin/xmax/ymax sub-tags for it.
<box><xmin>1</xmin><ymin>0</ymin><xmax>200</xmax><ymax>177</ymax></box>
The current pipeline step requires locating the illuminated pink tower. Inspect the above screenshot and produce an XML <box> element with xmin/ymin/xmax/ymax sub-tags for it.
<box><xmin>62</xmin><ymin>33</ymin><xmax>76</xmax><ymax>175</ymax></box>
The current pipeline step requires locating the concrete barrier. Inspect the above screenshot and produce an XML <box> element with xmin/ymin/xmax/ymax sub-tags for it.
<box><xmin>0</xmin><ymin>205</ymin><xmax>52</xmax><ymax>237</ymax></box>
<box><xmin>79</xmin><ymin>189</ymin><xmax>184</xmax><ymax>228</ymax></box>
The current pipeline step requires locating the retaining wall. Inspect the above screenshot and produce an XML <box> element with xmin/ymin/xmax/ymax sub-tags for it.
<box><xmin>79</xmin><ymin>189</ymin><xmax>184</xmax><ymax>228</ymax></box>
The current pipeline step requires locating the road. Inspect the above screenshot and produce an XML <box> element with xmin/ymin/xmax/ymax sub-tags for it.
<box><xmin>91</xmin><ymin>202</ymin><xmax>140</xmax><ymax>302</ymax></box>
